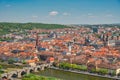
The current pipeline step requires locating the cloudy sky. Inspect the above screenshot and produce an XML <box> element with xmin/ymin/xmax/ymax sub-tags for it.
<box><xmin>0</xmin><ymin>0</ymin><xmax>120</xmax><ymax>24</ymax></box>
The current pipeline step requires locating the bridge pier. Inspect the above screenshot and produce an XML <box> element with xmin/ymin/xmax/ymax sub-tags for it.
<box><xmin>6</xmin><ymin>73</ymin><xmax>13</xmax><ymax>80</ymax></box>
<box><xmin>41</xmin><ymin>66</ymin><xmax>45</xmax><ymax>70</ymax></box>
<box><xmin>34</xmin><ymin>67</ymin><xmax>38</xmax><ymax>72</ymax></box>
<box><xmin>17</xmin><ymin>71</ymin><xmax>22</xmax><ymax>78</ymax></box>
<box><xmin>24</xmin><ymin>67</ymin><xmax>30</xmax><ymax>75</ymax></box>
<box><xmin>48</xmin><ymin>64</ymin><xmax>51</xmax><ymax>68</ymax></box>
<box><xmin>26</xmin><ymin>69</ymin><xmax>30</xmax><ymax>75</ymax></box>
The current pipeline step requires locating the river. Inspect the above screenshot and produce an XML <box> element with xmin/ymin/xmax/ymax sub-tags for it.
<box><xmin>37</xmin><ymin>69</ymin><xmax>113</xmax><ymax>80</ymax></box>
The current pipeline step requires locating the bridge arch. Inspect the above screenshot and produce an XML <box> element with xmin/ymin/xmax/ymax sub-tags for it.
<box><xmin>21</xmin><ymin>71</ymin><xmax>26</xmax><ymax>76</ymax></box>
<box><xmin>37</xmin><ymin>67</ymin><xmax>41</xmax><ymax>71</ymax></box>
<box><xmin>11</xmin><ymin>73</ymin><xmax>18</xmax><ymax>78</ymax></box>
<box><xmin>2</xmin><ymin>76</ymin><xmax>7</xmax><ymax>80</ymax></box>
<box><xmin>30</xmin><ymin>69</ymin><xmax>34</xmax><ymax>73</ymax></box>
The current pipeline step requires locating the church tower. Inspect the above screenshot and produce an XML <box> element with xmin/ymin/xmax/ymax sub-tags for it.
<box><xmin>35</xmin><ymin>33</ymin><xmax>39</xmax><ymax>53</ymax></box>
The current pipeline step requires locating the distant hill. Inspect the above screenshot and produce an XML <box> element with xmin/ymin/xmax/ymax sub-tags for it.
<box><xmin>70</xmin><ymin>23</ymin><xmax>120</xmax><ymax>28</ymax></box>
<box><xmin>0</xmin><ymin>22</ymin><xmax>68</xmax><ymax>35</ymax></box>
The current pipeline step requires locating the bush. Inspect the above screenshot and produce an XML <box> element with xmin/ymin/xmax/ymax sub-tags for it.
<box><xmin>0</xmin><ymin>65</ymin><xmax>2</xmax><ymax>69</ymax></box>
<box><xmin>8</xmin><ymin>58</ymin><xmax>16</xmax><ymax>64</ymax></box>
<box><xmin>109</xmin><ymin>71</ymin><xmax>116</xmax><ymax>76</ymax></box>
<box><xmin>22</xmin><ymin>60</ymin><xmax>26</xmax><ymax>64</ymax></box>
<box><xmin>96</xmin><ymin>68</ymin><xmax>108</xmax><ymax>75</ymax></box>
<box><xmin>90</xmin><ymin>69</ymin><xmax>97</xmax><ymax>73</ymax></box>
<box><xmin>59</xmin><ymin>62</ymin><xmax>87</xmax><ymax>71</ymax></box>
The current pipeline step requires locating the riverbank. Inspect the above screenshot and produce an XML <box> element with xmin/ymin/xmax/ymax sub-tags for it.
<box><xmin>1</xmin><ymin>63</ymin><xmax>119</xmax><ymax>80</ymax></box>
<box><xmin>50</xmin><ymin>66</ymin><xmax>120</xmax><ymax>80</ymax></box>
<box><xmin>22</xmin><ymin>74</ymin><xmax>62</xmax><ymax>80</ymax></box>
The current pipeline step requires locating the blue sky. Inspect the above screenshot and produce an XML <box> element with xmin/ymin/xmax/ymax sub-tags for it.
<box><xmin>0</xmin><ymin>0</ymin><xmax>120</xmax><ymax>24</ymax></box>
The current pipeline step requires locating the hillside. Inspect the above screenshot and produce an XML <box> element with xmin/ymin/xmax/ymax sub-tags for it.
<box><xmin>0</xmin><ymin>22</ymin><xmax>68</xmax><ymax>35</ymax></box>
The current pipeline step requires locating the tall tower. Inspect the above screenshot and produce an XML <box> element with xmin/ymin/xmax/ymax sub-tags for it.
<box><xmin>67</xmin><ymin>42</ymin><xmax>72</xmax><ymax>55</ymax></box>
<box><xmin>35</xmin><ymin>33</ymin><xmax>39</xmax><ymax>53</ymax></box>
<box><xmin>92</xmin><ymin>27</ymin><xmax>98</xmax><ymax>33</ymax></box>
<box><xmin>36</xmin><ymin>33</ymin><xmax>38</xmax><ymax>47</ymax></box>
<box><xmin>106</xmin><ymin>35</ymin><xmax>109</xmax><ymax>42</ymax></box>
<box><xmin>68</xmin><ymin>43</ymin><xmax>72</xmax><ymax>52</ymax></box>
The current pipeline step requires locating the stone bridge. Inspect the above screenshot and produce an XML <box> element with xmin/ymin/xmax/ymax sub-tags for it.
<box><xmin>0</xmin><ymin>63</ymin><xmax>52</xmax><ymax>80</ymax></box>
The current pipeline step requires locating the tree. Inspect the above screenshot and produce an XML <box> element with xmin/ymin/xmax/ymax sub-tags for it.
<box><xmin>8</xmin><ymin>58</ymin><xmax>16</xmax><ymax>64</ymax></box>
<box><xmin>0</xmin><ymin>65</ymin><xmax>2</xmax><ymax>69</ymax></box>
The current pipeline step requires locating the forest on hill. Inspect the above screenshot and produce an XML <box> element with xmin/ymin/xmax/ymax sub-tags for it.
<box><xmin>0</xmin><ymin>22</ymin><xmax>68</xmax><ymax>35</ymax></box>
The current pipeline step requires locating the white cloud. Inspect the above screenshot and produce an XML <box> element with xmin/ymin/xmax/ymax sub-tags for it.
<box><xmin>5</xmin><ymin>4</ymin><xmax>11</xmax><ymax>7</ymax></box>
<box><xmin>49</xmin><ymin>11</ymin><xmax>58</xmax><ymax>16</ymax></box>
<box><xmin>88</xmin><ymin>15</ymin><xmax>97</xmax><ymax>18</ymax></box>
<box><xmin>87</xmin><ymin>13</ymin><xmax>93</xmax><ymax>16</ymax></box>
<box><xmin>32</xmin><ymin>15</ymin><xmax>38</xmax><ymax>18</ymax></box>
<box><xmin>105</xmin><ymin>14</ymin><xmax>113</xmax><ymax>17</ymax></box>
<box><xmin>63</xmin><ymin>12</ymin><xmax>71</xmax><ymax>16</ymax></box>
<box><xmin>87</xmin><ymin>13</ymin><xmax>97</xmax><ymax>18</ymax></box>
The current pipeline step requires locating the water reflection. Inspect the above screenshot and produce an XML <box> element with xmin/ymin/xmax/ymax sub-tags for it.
<box><xmin>38</xmin><ymin>69</ymin><xmax>112</xmax><ymax>80</ymax></box>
